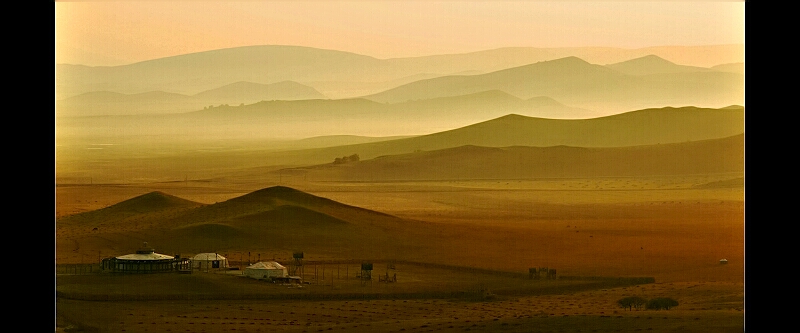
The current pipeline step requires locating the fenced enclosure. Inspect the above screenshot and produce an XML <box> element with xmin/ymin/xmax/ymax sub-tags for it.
<box><xmin>56</xmin><ymin>264</ymin><xmax>100</xmax><ymax>275</ymax></box>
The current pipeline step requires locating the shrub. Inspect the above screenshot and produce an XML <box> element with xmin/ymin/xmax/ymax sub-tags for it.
<box><xmin>617</xmin><ymin>296</ymin><xmax>647</xmax><ymax>311</ymax></box>
<box><xmin>646</xmin><ymin>298</ymin><xmax>679</xmax><ymax>310</ymax></box>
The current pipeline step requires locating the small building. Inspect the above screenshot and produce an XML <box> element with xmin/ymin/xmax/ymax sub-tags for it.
<box><xmin>244</xmin><ymin>261</ymin><xmax>287</xmax><ymax>280</ymax></box>
<box><xmin>720</xmin><ymin>259</ymin><xmax>728</xmax><ymax>264</ymax></box>
<box><xmin>101</xmin><ymin>243</ymin><xmax>190</xmax><ymax>273</ymax></box>
<box><xmin>192</xmin><ymin>253</ymin><xmax>228</xmax><ymax>271</ymax></box>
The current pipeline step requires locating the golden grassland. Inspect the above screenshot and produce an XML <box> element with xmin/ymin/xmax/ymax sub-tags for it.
<box><xmin>56</xmin><ymin>172</ymin><xmax>743</xmax><ymax>332</ymax></box>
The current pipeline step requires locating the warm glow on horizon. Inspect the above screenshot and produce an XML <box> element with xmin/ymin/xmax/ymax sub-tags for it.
<box><xmin>55</xmin><ymin>1</ymin><xmax>745</xmax><ymax>66</ymax></box>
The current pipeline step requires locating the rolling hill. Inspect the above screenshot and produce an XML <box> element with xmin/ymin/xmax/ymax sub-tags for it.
<box><xmin>606</xmin><ymin>55</ymin><xmax>711</xmax><ymax>75</ymax></box>
<box><xmin>363</xmin><ymin>56</ymin><xmax>744</xmax><ymax>113</ymax></box>
<box><xmin>711</xmin><ymin>63</ymin><xmax>745</xmax><ymax>75</ymax></box>
<box><xmin>254</xmin><ymin>105</ymin><xmax>744</xmax><ymax>166</ymax></box>
<box><xmin>56</xmin><ymin>191</ymin><xmax>205</xmax><ymax>232</ymax></box>
<box><xmin>289</xmin><ymin>134</ymin><xmax>745</xmax><ymax>181</ymax></box>
<box><xmin>55</xmin><ymin>105</ymin><xmax>745</xmax><ymax>185</ymax></box>
<box><xmin>55</xmin><ymin>45</ymin><xmax>386</xmax><ymax>98</ymax></box>
<box><xmin>192</xmin><ymin>81</ymin><xmax>326</xmax><ymax>104</ymax></box>
<box><xmin>56</xmin><ymin>91</ymin><xmax>197</xmax><ymax>116</ymax></box>
<box><xmin>55</xmin><ymin>91</ymin><xmax>596</xmax><ymax>142</ymax></box>
<box><xmin>56</xmin><ymin>186</ymin><xmax>420</xmax><ymax>257</ymax></box>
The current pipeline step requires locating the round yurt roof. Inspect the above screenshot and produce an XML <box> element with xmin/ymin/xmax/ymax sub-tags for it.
<box><xmin>116</xmin><ymin>252</ymin><xmax>174</xmax><ymax>261</ymax></box>
<box><xmin>246</xmin><ymin>261</ymin><xmax>286</xmax><ymax>270</ymax></box>
<box><xmin>192</xmin><ymin>253</ymin><xmax>227</xmax><ymax>261</ymax></box>
<box><xmin>115</xmin><ymin>243</ymin><xmax>174</xmax><ymax>261</ymax></box>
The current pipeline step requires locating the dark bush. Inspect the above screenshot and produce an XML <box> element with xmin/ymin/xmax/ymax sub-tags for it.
<box><xmin>333</xmin><ymin>154</ymin><xmax>360</xmax><ymax>164</ymax></box>
<box><xmin>646</xmin><ymin>298</ymin><xmax>679</xmax><ymax>310</ymax></box>
<box><xmin>617</xmin><ymin>296</ymin><xmax>647</xmax><ymax>311</ymax></box>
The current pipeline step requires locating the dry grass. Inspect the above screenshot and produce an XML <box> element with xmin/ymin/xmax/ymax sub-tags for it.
<box><xmin>56</xmin><ymin>279</ymin><xmax>742</xmax><ymax>333</ymax></box>
<box><xmin>56</xmin><ymin>174</ymin><xmax>743</xmax><ymax>333</ymax></box>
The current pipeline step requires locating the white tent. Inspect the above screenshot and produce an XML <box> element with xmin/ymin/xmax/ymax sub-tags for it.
<box><xmin>245</xmin><ymin>261</ymin><xmax>287</xmax><ymax>280</ymax></box>
<box><xmin>192</xmin><ymin>253</ymin><xmax>228</xmax><ymax>271</ymax></box>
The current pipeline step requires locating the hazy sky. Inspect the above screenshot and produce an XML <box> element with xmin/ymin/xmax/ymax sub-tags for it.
<box><xmin>55</xmin><ymin>1</ymin><xmax>745</xmax><ymax>66</ymax></box>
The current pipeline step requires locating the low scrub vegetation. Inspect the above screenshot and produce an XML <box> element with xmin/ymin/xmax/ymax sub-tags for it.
<box><xmin>617</xmin><ymin>296</ymin><xmax>678</xmax><ymax>310</ymax></box>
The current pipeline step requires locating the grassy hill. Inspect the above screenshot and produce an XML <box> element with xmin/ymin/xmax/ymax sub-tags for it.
<box><xmin>290</xmin><ymin>134</ymin><xmax>744</xmax><ymax>181</ymax></box>
<box><xmin>56</xmin><ymin>105</ymin><xmax>744</xmax><ymax>185</ymax></box>
<box><xmin>255</xmin><ymin>106</ymin><xmax>744</xmax><ymax>166</ymax></box>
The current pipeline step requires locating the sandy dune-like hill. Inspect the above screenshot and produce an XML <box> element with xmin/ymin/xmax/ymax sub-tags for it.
<box><xmin>57</xmin><ymin>191</ymin><xmax>204</xmax><ymax>229</ymax></box>
<box><xmin>56</xmin><ymin>186</ymin><xmax>418</xmax><ymax>258</ymax></box>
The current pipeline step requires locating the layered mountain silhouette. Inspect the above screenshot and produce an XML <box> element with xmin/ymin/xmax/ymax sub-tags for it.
<box><xmin>193</xmin><ymin>81</ymin><xmax>326</xmax><ymax>103</ymax></box>
<box><xmin>56</xmin><ymin>44</ymin><xmax>744</xmax><ymax>99</ymax></box>
<box><xmin>363</xmin><ymin>56</ymin><xmax>743</xmax><ymax>113</ymax></box>
<box><xmin>55</xmin><ymin>91</ymin><xmax>598</xmax><ymax>140</ymax></box>
<box><xmin>57</xmin><ymin>80</ymin><xmax>326</xmax><ymax>116</ymax></box>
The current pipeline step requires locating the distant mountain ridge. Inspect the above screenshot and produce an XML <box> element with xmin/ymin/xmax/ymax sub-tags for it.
<box><xmin>606</xmin><ymin>55</ymin><xmax>711</xmax><ymax>75</ymax></box>
<box><xmin>193</xmin><ymin>81</ymin><xmax>326</xmax><ymax>103</ymax></box>
<box><xmin>363</xmin><ymin>56</ymin><xmax>743</xmax><ymax>113</ymax></box>
<box><xmin>57</xmin><ymin>80</ymin><xmax>326</xmax><ymax>116</ymax></box>
<box><xmin>56</xmin><ymin>91</ymin><xmax>598</xmax><ymax>140</ymax></box>
<box><xmin>57</xmin><ymin>44</ymin><xmax>744</xmax><ymax>100</ymax></box>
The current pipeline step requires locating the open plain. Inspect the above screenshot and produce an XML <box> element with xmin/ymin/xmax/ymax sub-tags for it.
<box><xmin>56</xmin><ymin>169</ymin><xmax>743</xmax><ymax>332</ymax></box>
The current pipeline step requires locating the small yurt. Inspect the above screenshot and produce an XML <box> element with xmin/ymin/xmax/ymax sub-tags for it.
<box><xmin>192</xmin><ymin>253</ymin><xmax>229</xmax><ymax>270</ymax></box>
<box><xmin>245</xmin><ymin>261</ymin><xmax>288</xmax><ymax>280</ymax></box>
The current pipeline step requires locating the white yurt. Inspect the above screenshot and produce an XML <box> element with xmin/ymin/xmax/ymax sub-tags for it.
<box><xmin>245</xmin><ymin>261</ymin><xmax>288</xmax><ymax>280</ymax></box>
<box><xmin>101</xmin><ymin>242</ymin><xmax>190</xmax><ymax>273</ymax></box>
<box><xmin>192</xmin><ymin>253</ymin><xmax>229</xmax><ymax>270</ymax></box>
